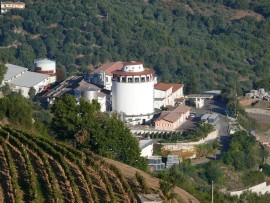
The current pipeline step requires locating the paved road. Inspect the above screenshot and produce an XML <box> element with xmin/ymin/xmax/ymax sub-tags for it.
<box><xmin>191</xmin><ymin>99</ymin><xmax>231</xmax><ymax>165</ymax></box>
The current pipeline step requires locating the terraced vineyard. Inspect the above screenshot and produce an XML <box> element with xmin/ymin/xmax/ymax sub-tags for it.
<box><xmin>0</xmin><ymin>126</ymin><xmax>141</xmax><ymax>203</ymax></box>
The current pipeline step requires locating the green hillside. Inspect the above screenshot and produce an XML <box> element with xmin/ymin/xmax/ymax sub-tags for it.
<box><xmin>0</xmin><ymin>0</ymin><xmax>270</xmax><ymax>92</ymax></box>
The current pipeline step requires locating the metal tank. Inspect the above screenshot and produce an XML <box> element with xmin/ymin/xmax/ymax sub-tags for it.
<box><xmin>34</xmin><ymin>59</ymin><xmax>57</xmax><ymax>83</ymax></box>
<box><xmin>81</xmin><ymin>88</ymin><xmax>98</xmax><ymax>102</ymax></box>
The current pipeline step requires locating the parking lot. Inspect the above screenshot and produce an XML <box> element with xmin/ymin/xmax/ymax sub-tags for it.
<box><xmin>177</xmin><ymin>99</ymin><xmax>227</xmax><ymax>132</ymax></box>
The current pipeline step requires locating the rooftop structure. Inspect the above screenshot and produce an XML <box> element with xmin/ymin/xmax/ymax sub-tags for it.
<box><xmin>112</xmin><ymin>62</ymin><xmax>155</xmax><ymax>125</ymax></box>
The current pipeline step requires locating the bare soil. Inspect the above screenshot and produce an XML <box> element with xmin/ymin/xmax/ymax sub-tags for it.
<box><xmin>104</xmin><ymin>157</ymin><xmax>200</xmax><ymax>203</ymax></box>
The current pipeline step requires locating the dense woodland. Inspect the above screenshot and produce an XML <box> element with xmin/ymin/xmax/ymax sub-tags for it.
<box><xmin>0</xmin><ymin>0</ymin><xmax>270</xmax><ymax>93</ymax></box>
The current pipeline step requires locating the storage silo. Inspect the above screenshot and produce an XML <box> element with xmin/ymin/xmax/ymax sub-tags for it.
<box><xmin>111</xmin><ymin>62</ymin><xmax>155</xmax><ymax>125</ymax></box>
<box><xmin>81</xmin><ymin>88</ymin><xmax>98</xmax><ymax>102</ymax></box>
<box><xmin>34</xmin><ymin>59</ymin><xmax>57</xmax><ymax>83</ymax></box>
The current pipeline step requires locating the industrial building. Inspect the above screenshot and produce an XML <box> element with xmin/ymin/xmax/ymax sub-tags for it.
<box><xmin>154</xmin><ymin>105</ymin><xmax>191</xmax><ymax>131</ymax></box>
<box><xmin>2</xmin><ymin>63</ymin><xmax>51</xmax><ymax>98</ymax></box>
<box><xmin>154</xmin><ymin>83</ymin><xmax>184</xmax><ymax>109</ymax></box>
<box><xmin>147</xmin><ymin>156</ymin><xmax>165</xmax><ymax>172</ymax></box>
<box><xmin>90</xmin><ymin>61</ymin><xmax>124</xmax><ymax>90</ymax></box>
<box><xmin>74</xmin><ymin>80</ymin><xmax>109</xmax><ymax>112</ymax></box>
<box><xmin>111</xmin><ymin>62</ymin><xmax>155</xmax><ymax>125</ymax></box>
<box><xmin>166</xmin><ymin>155</ymin><xmax>180</xmax><ymax>169</ymax></box>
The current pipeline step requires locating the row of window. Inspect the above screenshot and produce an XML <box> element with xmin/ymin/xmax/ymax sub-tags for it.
<box><xmin>114</xmin><ymin>75</ymin><xmax>153</xmax><ymax>83</ymax></box>
<box><xmin>156</xmin><ymin>123</ymin><xmax>173</xmax><ymax>127</ymax></box>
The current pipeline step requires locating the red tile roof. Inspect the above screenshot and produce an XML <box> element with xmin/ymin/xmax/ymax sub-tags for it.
<box><xmin>154</xmin><ymin>83</ymin><xmax>173</xmax><ymax>91</ymax></box>
<box><xmin>155</xmin><ymin>105</ymin><xmax>191</xmax><ymax>123</ymax></box>
<box><xmin>94</xmin><ymin>61</ymin><xmax>124</xmax><ymax>76</ymax></box>
<box><xmin>154</xmin><ymin>83</ymin><xmax>184</xmax><ymax>92</ymax></box>
<box><xmin>171</xmin><ymin>83</ymin><xmax>184</xmax><ymax>93</ymax></box>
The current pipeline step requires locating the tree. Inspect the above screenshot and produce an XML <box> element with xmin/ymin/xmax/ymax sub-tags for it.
<box><xmin>50</xmin><ymin>94</ymin><xmax>147</xmax><ymax>170</ymax></box>
<box><xmin>0</xmin><ymin>63</ymin><xmax>7</xmax><ymax>85</ymax></box>
<box><xmin>0</xmin><ymin>83</ymin><xmax>12</xmax><ymax>96</ymax></box>
<box><xmin>0</xmin><ymin>93</ymin><xmax>33</xmax><ymax>126</ymax></box>
<box><xmin>28</xmin><ymin>87</ymin><xmax>36</xmax><ymax>101</ymax></box>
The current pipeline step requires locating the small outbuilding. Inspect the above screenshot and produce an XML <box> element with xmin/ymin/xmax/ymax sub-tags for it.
<box><xmin>136</xmin><ymin>194</ymin><xmax>163</xmax><ymax>203</ymax></box>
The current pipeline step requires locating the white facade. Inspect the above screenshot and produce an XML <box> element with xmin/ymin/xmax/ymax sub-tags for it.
<box><xmin>154</xmin><ymin>83</ymin><xmax>184</xmax><ymax>109</ymax></box>
<box><xmin>91</xmin><ymin>61</ymin><xmax>124</xmax><ymax>90</ymax></box>
<box><xmin>34</xmin><ymin>59</ymin><xmax>57</xmax><ymax>83</ymax></box>
<box><xmin>112</xmin><ymin>62</ymin><xmax>155</xmax><ymax>125</ymax></box>
<box><xmin>139</xmin><ymin>139</ymin><xmax>153</xmax><ymax>157</ymax></box>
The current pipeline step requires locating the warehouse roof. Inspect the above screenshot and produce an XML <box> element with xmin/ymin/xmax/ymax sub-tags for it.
<box><xmin>4</xmin><ymin>63</ymin><xmax>28</xmax><ymax>82</ymax></box>
<box><xmin>9</xmin><ymin>71</ymin><xmax>49</xmax><ymax>88</ymax></box>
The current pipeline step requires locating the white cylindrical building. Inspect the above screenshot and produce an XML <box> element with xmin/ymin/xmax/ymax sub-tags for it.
<box><xmin>34</xmin><ymin>59</ymin><xmax>57</xmax><ymax>84</ymax></box>
<box><xmin>112</xmin><ymin>62</ymin><xmax>155</xmax><ymax>125</ymax></box>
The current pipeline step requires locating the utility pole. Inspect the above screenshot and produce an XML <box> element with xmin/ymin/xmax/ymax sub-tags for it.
<box><xmin>212</xmin><ymin>180</ymin><xmax>214</xmax><ymax>203</ymax></box>
<box><xmin>234</xmin><ymin>82</ymin><xmax>237</xmax><ymax>118</ymax></box>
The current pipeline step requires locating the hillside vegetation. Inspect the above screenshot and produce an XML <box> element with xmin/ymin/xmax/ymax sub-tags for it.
<box><xmin>0</xmin><ymin>0</ymin><xmax>270</xmax><ymax>92</ymax></box>
<box><xmin>0</xmin><ymin>126</ymin><xmax>152</xmax><ymax>203</ymax></box>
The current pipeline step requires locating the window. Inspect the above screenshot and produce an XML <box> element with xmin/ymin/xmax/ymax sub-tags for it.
<box><xmin>135</xmin><ymin>77</ymin><xmax>139</xmax><ymax>83</ymax></box>
<box><xmin>122</xmin><ymin>77</ymin><xmax>126</xmax><ymax>82</ymax></box>
<box><xmin>117</xmin><ymin>77</ymin><xmax>120</xmax><ymax>82</ymax></box>
<box><xmin>128</xmin><ymin>77</ymin><xmax>133</xmax><ymax>83</ymax></box>
<box><xmin>141</xmin><ymin>77</ymin><xmax>145</xmax><ymax>82</ymax></box>
<box><xmin>106</xmin><ymin>76</ymin><xmax>109</xmax><ymax>82</ymax></box>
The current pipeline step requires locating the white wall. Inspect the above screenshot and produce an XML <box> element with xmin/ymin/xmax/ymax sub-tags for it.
<box><xmin>229</xmin><ymin>182</ymin><xmax>270</xmax><ymax>196</ymax></box>
<box><xmin>112</xmin><ymin>81</ymin><xmax>154</xmax><ymax>116</ymax></box>
<box><xmin>140</xmin><ymin>144</ymin><xmax>153</xmax><ymax>157</ymax></box>
<box><xmin>98</xmin><ymin>96</ymin><xmax>106</xmax><ymax>112</ymax></box>
<box><xmin>154</xmin><ymin>89</ymin><xmax>166</xmax><ymax>99</ymax></box>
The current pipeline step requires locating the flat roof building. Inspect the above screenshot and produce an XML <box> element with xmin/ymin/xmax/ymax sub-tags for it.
<box><xmin>2</xmin><ymin>63</ymin><xmax>50</xmax><ymax>98</ymax></box>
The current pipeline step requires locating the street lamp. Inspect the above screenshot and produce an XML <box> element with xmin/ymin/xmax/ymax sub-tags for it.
<box><xmin>212</xmin><ymin>180</ymin><xmax>214</xmax><ymax>203</ymax></box>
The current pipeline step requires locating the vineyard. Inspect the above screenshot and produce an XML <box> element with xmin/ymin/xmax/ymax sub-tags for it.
<box><xmin>0</xmin><ymin>126</ymin><xmax>151</xmax><ymax>203</ymax></box>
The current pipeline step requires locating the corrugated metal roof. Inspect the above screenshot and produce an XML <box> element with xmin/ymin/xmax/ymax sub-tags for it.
<box><xmin>4</xmin><ymin>63</ymin><xmax>28</xmax><ymax>81</ymax></box>
<box><xmin>9</xmin><ymin>71</ymin><xmax>49</xmax><ymax>88</ymax></box>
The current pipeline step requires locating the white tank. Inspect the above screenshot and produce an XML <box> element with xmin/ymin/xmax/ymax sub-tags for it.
<box><xmin>34</xmin><ymin>59</ymin><xmax>56</xmax><ymax>83</ymax></box>
<box><xmin>112</xmin><ymin>62</ymin><xmax>155</xmax><ymax>125</ymax></box>
<box><xmin>81</xmin><ymin>88</ymin><xmax>98</xmax><ymax>102</ymax></box>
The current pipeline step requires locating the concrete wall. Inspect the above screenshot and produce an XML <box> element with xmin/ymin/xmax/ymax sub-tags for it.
<box><xmin>229</xmin><ymin>182</ymin><xmax>270</xmax><ymax>196</ymax></box>
<box><xmin>161</xmin><ymin>129</ymin><xmax>218</xmax><ymax>150</ymax></box>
